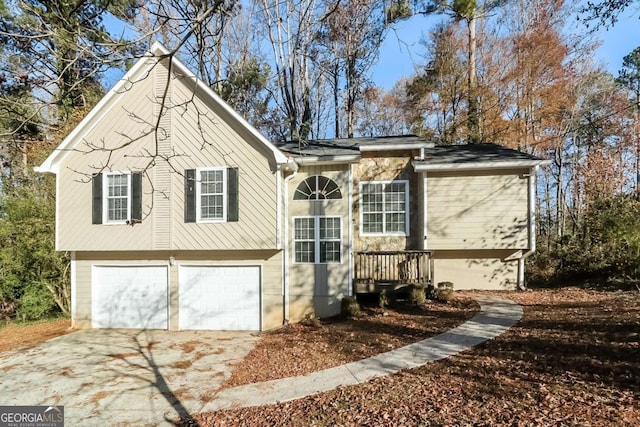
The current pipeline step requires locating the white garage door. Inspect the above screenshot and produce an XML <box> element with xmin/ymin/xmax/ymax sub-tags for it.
<box><xmin>92</xmin><ymin>266</ymin><xmax>168</xmax><ymax>329</ymax></box>
<box><xmin>179</xmin><ymin>266</ymin><xmax>261</xmax><ymax>331</ymax></box>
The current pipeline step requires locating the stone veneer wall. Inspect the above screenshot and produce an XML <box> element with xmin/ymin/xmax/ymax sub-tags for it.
<box><xmin>352</xmin><ymin>152</ymin><xmax>422</xmax><ymax>252</ymax></box>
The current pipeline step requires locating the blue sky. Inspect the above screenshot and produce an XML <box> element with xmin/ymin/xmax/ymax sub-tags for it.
<box><xmin>372</xmin><ymin>9</ymin><xmax>640</xmax><ymax>89</ymax></box>
<box><xmin>103</xmin><ymin>5</ymin><xmax>639</xmax><ymax>91</ymax></box>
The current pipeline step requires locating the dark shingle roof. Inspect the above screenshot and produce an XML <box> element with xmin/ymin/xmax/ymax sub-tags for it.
<box><xmin>417</xmin><ymin>143</ymin><xmax>543</xmax><ymax>165</ymax></box>
<box><xmin>276</xmin><ymin>136</ymin><xmax>548</xmax><ymax>167</ymax></box>
<box><xmin>276</xmin><ymin>135</ymin><xmax>430</xmax><ymax>157</ymax></box>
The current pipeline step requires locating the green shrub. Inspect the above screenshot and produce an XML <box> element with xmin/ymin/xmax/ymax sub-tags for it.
<box><xmin>436</xmin><ymin>282</ymin><xmax>454</xmax><ymax>303</ymax></box>
<box><xmin>18</xmin><ymin>281</ymin><xmax>57</xmax><ymax>320</ymax></box>
<box><xmin>409</xmin><ymin>285</ymin><xmax>427</xmax><ymax>305</ymax></box>
<box><xmin>0</xmin><ymin>185</ymin><xmax>70</xmax><ymax>319</ymax></box>
<box><xmin>341</xmin><ymin>296</ymin><xmax>360</xmax><ymax>318</ymax></box>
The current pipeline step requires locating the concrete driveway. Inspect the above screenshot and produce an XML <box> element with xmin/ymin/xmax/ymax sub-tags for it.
<box><xmin>0</xmin><ymin>329</ymin><xmax>257</xmax><ymax>426</ymax></box>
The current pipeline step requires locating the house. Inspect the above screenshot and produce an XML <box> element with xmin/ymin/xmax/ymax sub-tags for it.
<box><xmin>36</xmin><ymin>43</ymin><xmax>550</xmax><ymax>331</ymax></box>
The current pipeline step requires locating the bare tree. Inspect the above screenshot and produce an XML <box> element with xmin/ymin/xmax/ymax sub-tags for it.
<box><xmin>321</xmin><ymin>0</ymin><xmax>386</xmax><ymax>138</ymax></box>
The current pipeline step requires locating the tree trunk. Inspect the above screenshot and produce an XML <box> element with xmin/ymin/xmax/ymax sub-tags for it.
<box><xmin>346</xmin><ymin>54</ymin><xmax>356</xmax><ymax>138</ymax></box>
<box><xmin>635</xmin><ymin>102</ymin><xmax>640</xmax><ymax>197</ymax></box>
<box><xmin>334</xmin><ymin>63</ymin><xmax>340</xmax><ymax>138</ymax></box>
<box><xmin>555</xmin><ymin>148</ymin><xmax>563</xmax><ymax>245</ymax></box>
<box><xmin>467</xmin><ymin>14</ymin><xmax>480</xmax><ymax>144</ymax></box>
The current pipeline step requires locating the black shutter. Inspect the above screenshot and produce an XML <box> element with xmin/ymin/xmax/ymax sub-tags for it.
<box><xmin>92</xmin><ymin>173</ymin><xmax>102</xmax><ymax>224</ymax></box>
<box><xmin>184</xmin><ymin>169</ymin><xmax>196</xmax><ymax>223</ymax></box>
<box><xmin>131</xmin><ymin>172</ymin><xmax>143</xmax><ymax>222</ymax></box>
<box><xmin>227</xmin><ymin>167</ymin><xmax>239</xmax><ymax>222</ymax></box>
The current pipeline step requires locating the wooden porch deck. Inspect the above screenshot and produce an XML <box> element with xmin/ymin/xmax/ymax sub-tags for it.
<box><xmin>354</xmin><ymin>250</ymin><xmax>434</xmax><ymax>293</ymax></box>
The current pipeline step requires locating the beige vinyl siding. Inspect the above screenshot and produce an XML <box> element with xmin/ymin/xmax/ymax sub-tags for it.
<box><xmin>432</xmin><ymin>250</ymin><xmax>518</xmax><ymax>290</ymax></box>
<box><xmin>73</xmin><ymin>250</ymin><xmax>283</xmax><ymax>330</ymax></box>
<box><xmin>169</xmin><ymin>72</ymin><xmax>278</xmax><ymax>250</ymax></box>
<box><xmin>57</xmin><ymin>62</ymin><xmax>159</xmax><ymax>251</ymax></box>
<box><xmin>56</xmin><ymin>60</ymin><xmax>279</xmax><ymax>251</ymax></box>
<box><xmin>287</xmin><ymin>165</ymin><xmax>350</xmax><ymax>319</ymax></box>
<box><xmin>426</xmin><ymin>169</ymin><xmax>529</xmax><ymax>250</ymax></box>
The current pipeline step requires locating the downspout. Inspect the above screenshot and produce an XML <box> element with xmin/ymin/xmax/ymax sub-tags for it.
<box><xmin>276</xmin><ymin>168</ymin><xmax>282</xmax><ymax>249</ymax></box>
<box><xmin>282</xmin><ymin>159</ymin><xmax>298</xmax><ymax>323</ymax></box>
<box><xmin>347</xmin><ymin>165</ymin><xmax>354</xmax><ymax>296</ymax></box>
<box><xmin>518</xmin><ymin>165</ymin><xmax>538</xmax><ymax>290</ymax></box>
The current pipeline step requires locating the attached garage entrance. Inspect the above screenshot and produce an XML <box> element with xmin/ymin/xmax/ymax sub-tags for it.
<box><xmin>92</xmin><ymin>265</ymin><xmax>169</xmax><ymax>329</ymax></box>
<box><xmin>179</xmin><ymin>266</ymin><xmax>261</xmax><ymax>331</ymax></box>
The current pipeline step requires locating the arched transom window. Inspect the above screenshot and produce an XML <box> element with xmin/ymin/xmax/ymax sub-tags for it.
<box><xmin>294</xmin><ymin>175</ymin><xmax>342</xmax><ymax>200</ymax></box>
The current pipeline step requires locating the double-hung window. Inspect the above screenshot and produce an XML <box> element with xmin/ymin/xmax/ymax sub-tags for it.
<box><xmin>104</xmin><ymin>172</ymin><xmax>131</xmax><ymax>224</ymax></box>
<box><xmin>92</xmin><ymin>172</ymin><xmax>142</xmax><ymax>225</ymax></box>
<box><xmin>184</xmin><ymin>167</ymin><xmax>239</xmax><ymax>223</ymax></box>
<box><xmin>196</xmin><ymin>167</ymin><xmax>227</xmax><ymax>222</ymax></box>
<box><xmin>360</xmin><ymin>181</ymin><xmax>409</xmax><ymax>235</ymax></box>
<box><xmin>294</xmin><ymin>216</ymin><xmax>342</xmax><ymax>264</ymax></box>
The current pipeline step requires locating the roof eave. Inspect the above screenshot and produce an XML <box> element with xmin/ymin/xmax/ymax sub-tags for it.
<box><xmin>413</xmin><ymin>159</ymin><xmax>552</xmax><ymax>172</ymax></box>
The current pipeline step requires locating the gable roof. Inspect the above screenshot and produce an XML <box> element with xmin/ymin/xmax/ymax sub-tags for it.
<box><xmin>36</xmin><ymin>42</ymin><xmax>289</xmax><ymax>174</ymax></box>
<box><xmin>413</xmin><ymin>143</ymin><xmax>551</xmax><ymax>171</ymax></box>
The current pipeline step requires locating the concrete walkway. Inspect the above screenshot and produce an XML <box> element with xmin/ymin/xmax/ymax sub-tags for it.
<box><xmin>203</xmin><ymin>296</ymin><xmax>523</xmax><ymax>412</ymax></box>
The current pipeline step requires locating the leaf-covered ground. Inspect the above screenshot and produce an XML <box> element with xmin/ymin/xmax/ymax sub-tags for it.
<box><xmin>188</xmin><ymin>289</ymin><xmax>640</xmax><ymax>426</ymax></box>
<box><xmin>0</xmin><ymin>318</ymin><xmax>71</xmax><ymax>352</ymax></box>
<box><xmin>224</xmin><ymin>296</ymin><xmax>478</xmax><ymax>388</ymax></box>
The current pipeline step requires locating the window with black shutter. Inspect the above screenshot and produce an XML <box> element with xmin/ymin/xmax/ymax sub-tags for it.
<box><xmin>91</xmin><ymin>171</ymin><xmax>142</xmax><ymax>225</ymax></box>
<box><xmin>185</xmin><ymin>167</ymin><xmax>239</xmax><ymax>223</ymax></box>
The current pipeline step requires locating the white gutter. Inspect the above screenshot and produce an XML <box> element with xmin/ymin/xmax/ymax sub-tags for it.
<box><xmin>282</xmin><ymin>161</ymin><xmax>298</xmax><ymax>323</ymax></box>
<box><xmin>414</xmin><ymin>159</ymin><xmax>551</xmax><ymax>172</ymax></box>
<box><xmin>293</xmin><ymin>155</ymin><xmax>360</xmax><ymax>165</ymax></box>
<box><xmin>518</xmin><ymin>165</ymin><xmax>539</xmax><ymax>290</ymax></box>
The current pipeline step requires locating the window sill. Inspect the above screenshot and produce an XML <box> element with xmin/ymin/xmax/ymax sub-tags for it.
<box><xmin>360</xmin><ymin>232</ymin><xmax>409</xmax><ymax>237</ymax></box>
<box><xmin>293</xmin><ymin>261</ymin><xmax>343</xmax><ymax>265</ymax></box>
<box><xmin>102</xmin><ymin>221</ymin><xmax>130</xmax><ymax>226</ymax></box>
<box><xmin>196</xmin><ymin>219</ymin><xmax>227</xmax><ymax>224</ymax></box>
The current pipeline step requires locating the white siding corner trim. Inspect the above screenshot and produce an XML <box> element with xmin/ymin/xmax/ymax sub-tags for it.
<box><xmin>70</xmin><ymin>251</ymin><xmax>76</xmax><ymax>325</ymax></box>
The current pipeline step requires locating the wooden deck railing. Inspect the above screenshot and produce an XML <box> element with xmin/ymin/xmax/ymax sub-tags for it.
<box><xmin>354</xmin><ymin>250</ymin><xmax>434</xmax><ymax>290</ymax></box>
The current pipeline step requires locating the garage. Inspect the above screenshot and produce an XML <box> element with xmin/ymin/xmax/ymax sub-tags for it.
<box><xmin>92</xmin><ymin>265</ymin><xmax>169</xmax><ymax>329</ymax></box>
<box><xmin>179</xmin><ymin>266</ymin><xmax>261</xmax><ymax>331</ymax></box>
